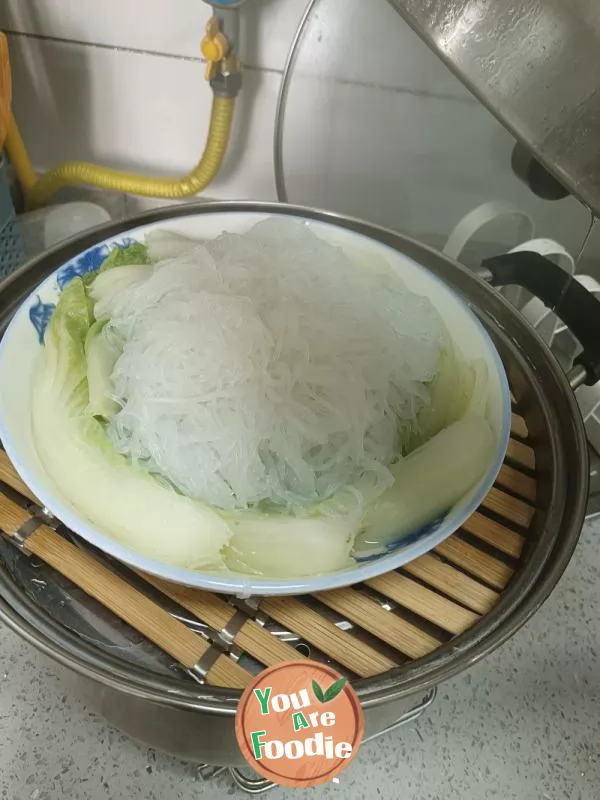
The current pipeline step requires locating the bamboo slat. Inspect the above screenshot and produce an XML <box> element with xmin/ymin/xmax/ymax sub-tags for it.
<box><xmin>315</xmin><ymin>588</ymin><xmax>441</xmax><ymax>660</ymax></box>
<box><xmin>510</xmin><ymin>412</ymin><xmax>529</xmax><ymax>440</ymax></box>
<box><xmin>495</xmin><ymin>464</ymin><xmax>537</xmax><ymax>502</ymax></box>
<box><xmin>506</xmin><ymin>438</ymin><xmax>536</xmax><ymax>471</ymax></box>
<box><xmin>260</xmin><ymin>596</ymin><xmax>398</xmax><ymax>677</ymax></box>
<box><xmin>435</xmin><ymin>537</ymin><xmax>514</xmax><ymax>590</ymax></box>
<box><xmin>482</xmin><ymin>487</ymin><xmax>536</xmax><ymax>528</ymax></box>
<box><xmin>404</xmin><ymin>554</ymin><xmax>499</xmax><ymax>615</ymax></box>
<box><xmin>460</xmin><ymin>511</ymin><xmax>525</xmax><ymax>559</ymax></box>
<box><xmin>0</xmin><ymin>450</ymin><xmax>37</xmax><ymax>503</ymax></box>
<box><xmin>366</xmin><ymin>572</ymin><xmax>479</xmax><ymax>634</ymax></box>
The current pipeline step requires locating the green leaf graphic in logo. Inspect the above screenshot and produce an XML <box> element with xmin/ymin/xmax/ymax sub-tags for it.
<box><xmin>323</xmin><ymin>677</ymin><xmax>347</xmax><ymax>702</ymax></box>
<box><xmin>312</xmin><ymin>679</ymin><xmax>325</xmax><ymax>703</ymax></box>
<box><xmin>312</xmin><ymin>677</ymin><xmax>347</xmax><ymax>703</ymax></box>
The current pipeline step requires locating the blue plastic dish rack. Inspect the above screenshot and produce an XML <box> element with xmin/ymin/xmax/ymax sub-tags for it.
<box><xmin>0</xmin><ymin>155</ymin><xmax>25</xmax><ymax>281</ymax></box>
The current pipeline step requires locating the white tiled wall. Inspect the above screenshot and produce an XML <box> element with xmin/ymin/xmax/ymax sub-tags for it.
<box><xmin>1</xmin><ymin>0</ymin><xmax>596</xmax><ymax>261</ymax></box>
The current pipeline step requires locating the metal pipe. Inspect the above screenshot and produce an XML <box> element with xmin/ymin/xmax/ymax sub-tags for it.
<box><xmin>273</xmin><ymin>0</ymin><xmax>319</xmax><ymax>203</ymax></box>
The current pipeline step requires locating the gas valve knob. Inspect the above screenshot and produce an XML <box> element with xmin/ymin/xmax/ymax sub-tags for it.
<box><xmin>201</xmin><ymin>17</ymin><xmax>230</xmax><ymax>81</ymax></box>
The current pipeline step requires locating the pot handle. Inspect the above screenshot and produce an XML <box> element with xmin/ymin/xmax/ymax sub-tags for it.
<box><xmin>481</xmin><ymin>251</ymin><xmax>600</xmax><ymax>386</ymax></box>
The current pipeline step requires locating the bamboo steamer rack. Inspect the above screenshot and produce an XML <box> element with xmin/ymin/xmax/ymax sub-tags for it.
<box><xmin>0</xmin><ymin>406</ymin><xmax>536</xmax><ymax>691</ymax></box>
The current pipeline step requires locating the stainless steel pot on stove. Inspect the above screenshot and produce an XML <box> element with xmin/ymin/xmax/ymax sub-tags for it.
<box><xmin>0</xmin><ymin>202</ymin><xmax>596</xmax><ymax>768</ymax></box>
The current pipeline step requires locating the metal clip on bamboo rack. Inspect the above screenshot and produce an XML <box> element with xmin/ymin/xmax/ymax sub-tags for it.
<box><xmin>0</xmin><ymin>408</ymin><xmax>535</xmax><ymax>688</ymax></box>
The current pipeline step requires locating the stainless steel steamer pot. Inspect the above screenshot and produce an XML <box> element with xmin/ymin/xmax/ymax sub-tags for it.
<box><xmin>0</xmin><ymin>202</ymin><xmax>594</xmax><ymax>766</ymax></box>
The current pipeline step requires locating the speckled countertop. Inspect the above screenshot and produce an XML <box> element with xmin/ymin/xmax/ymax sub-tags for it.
<box><xmin>0</xmin><ymin>518</ymin><xmax>598</xmax><ymax>800</ymax></box>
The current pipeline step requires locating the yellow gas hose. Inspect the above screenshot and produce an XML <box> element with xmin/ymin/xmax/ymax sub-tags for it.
<box><xmin>4</xmin><ymin>113</ymin><xmax>37</xmax><ymax>193</ymax></box>
<box><xmin>7</xmin><ymin>94</ymin><xmax>234</xmax><ymax>209</ymax></box>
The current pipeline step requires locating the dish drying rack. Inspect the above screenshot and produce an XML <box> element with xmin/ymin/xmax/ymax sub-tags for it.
<box><xmin>0</xmin><ymin>405</ymin><xmax>536</xmax><ymax>793</ymax></box>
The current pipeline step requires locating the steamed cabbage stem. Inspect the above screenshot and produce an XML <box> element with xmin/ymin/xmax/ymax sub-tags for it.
<box><xmin>355</xmin><ymin>415</ymin><xmax>495</xmax><ymax>555</ymax></box>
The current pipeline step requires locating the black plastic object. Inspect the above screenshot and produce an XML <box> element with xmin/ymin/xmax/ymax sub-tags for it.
<box><xmin>482</xmin><ymin>251</ymin><xmax>600</xmax><ymax>386</ymax></box>
<box><xmin>511</xmin><ymin>143</ymin><xmax>570</xmax><ymax>201</ymax></box>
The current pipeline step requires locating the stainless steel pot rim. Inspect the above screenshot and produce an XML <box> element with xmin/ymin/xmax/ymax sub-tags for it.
<box><xmin>0</xmin><ymin>201</ymin><xmax>589</xmax><ymax>712</ymax></box>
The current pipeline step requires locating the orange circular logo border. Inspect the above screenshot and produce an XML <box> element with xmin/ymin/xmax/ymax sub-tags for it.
<box><xmin>235</xmin><ymin>660</ymin><xmax>364</xmax><ymax>788</ymax></box>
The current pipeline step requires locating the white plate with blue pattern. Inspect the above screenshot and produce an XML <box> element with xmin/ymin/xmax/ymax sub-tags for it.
<box><xmin>0</xmin><ymin>211</ymin><xmax>511</xmax><ymax>595</ymax></box>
